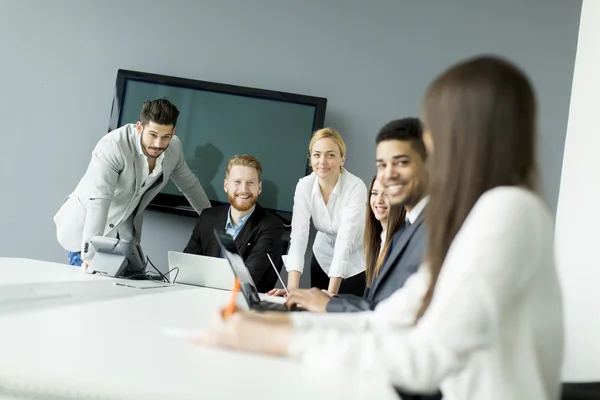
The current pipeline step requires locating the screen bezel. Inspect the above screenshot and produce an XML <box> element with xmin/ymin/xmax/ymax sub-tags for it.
<box><xmin>107</xmin><ymin>69</ymin><xmax>327</xmax><ymax>220</ymax></box>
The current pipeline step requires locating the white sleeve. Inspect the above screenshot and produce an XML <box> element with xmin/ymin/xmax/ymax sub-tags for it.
<box><xmin>328</xmin><ymin>181</ymin><xmax>368</xmax><ymax>278</ymax></box>
<box><xmin>285</xmin><ymin>179</ymin><xmax>312</xmax><ymax>273</ymax></box>
<box><xmin>79</xmin><ymin>136</ymin><xmax>123</xmax><ymax>260</ymax></box>
<box><xmin>287</xmin><ymin>189</ymin><xmax>547</xmax><ymax>393</ymax></box>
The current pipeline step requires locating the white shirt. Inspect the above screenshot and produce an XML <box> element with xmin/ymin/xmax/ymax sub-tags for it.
<box><xmin>287</xmin><ymin>187</ymin><xmax>563</xmax><ymax>400</ymax></box>
<box><xmin>128</xmin><ymin>137</ymin><xmax>165</xmax><ymax>213</ymax></box>
<box><xmin>136</xmin><ymin>136</ymin><xmax>165</xmax><ymax>188</ymax></box>
<box><xmin>286</xmin><ymin>169</ymin><xmax>368</xmax><ymax>278</ymax></box>
<box><xmin>406</xmin><ymin>196</ymin><xmax>429</xmax><ymax>224</ymax></box>
<box><xmin>378</xmin><ymin>230</ymin><xmax>387</xmax><ymax>257</ymax></box>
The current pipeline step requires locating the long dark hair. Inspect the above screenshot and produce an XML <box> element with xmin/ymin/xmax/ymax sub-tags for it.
<box><xmin>416</xmin><ymin>55</ymin><xmax>539</xmax><ymax>321</ymax></box>
<box><xmin>364</xmin><ymin>176</ymin><xmax>405</xmax><ymax>288</ymax></box>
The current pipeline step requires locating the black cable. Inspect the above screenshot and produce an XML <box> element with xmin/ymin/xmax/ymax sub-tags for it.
<box><xmin>125</xmin><ymin>271</ymin><xmax>151</xmax><ymax>280</ymax></box>
<box><xmin>146</xmin><ymin>256</ymin><xmax>170</xmax><ymax>283</ymax></box>
<box><xmin>123</xmin><ymin>254</ymin><xmax>149</xmax><ymax>280</ymax></box>
<box><xmin>165</xmin><ymin>267</ymin><xmax>180</xmax><ymax>284</ymax></box>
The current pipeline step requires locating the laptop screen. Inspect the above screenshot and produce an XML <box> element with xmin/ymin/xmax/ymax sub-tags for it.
<box><xmin>212</xmin><ymin>230</ymin><xmax>261</xmax><ymax>303</ymax></box>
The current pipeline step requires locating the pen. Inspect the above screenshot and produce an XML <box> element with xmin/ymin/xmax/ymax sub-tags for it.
<box><xmin>223</xmin><ymin>278</ymin><xmax>241</xmax><ymax>320</ymax></box>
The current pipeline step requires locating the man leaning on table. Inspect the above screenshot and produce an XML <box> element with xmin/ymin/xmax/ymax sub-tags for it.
<box><xmin>53</xmin><ymin>98</ymin><xmax>211</xmax><ymax>268</ymax></box>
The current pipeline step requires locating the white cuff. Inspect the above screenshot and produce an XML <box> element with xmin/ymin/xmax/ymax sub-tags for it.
<box><xmin>283</xmin><ymin>254</ymin><xmax>304</xmax><ymax>274</ymax></box>
<box><xmin>328</xmin><ymin>259</ymin><xmax>350</xmax><ymax>279</ymax></box>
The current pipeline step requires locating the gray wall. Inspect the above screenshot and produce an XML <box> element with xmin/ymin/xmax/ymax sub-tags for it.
<box><xmin>0</xmin><ymin>0</ymin><xmax>581</xmax><ymax>281</ymax></box>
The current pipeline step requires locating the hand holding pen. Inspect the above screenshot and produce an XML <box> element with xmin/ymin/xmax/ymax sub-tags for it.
<box><xmin>223</xmin><ymin>278</ymin><xmax>241</xmax><ymax>319</ymax></box>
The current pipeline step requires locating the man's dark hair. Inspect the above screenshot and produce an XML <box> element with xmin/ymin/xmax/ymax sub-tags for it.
<box><xmin>375</xmin><ymin>117</ymin><xmax>427</xmax><ymax>161</ymax></box>
<box><xmin>140</xmin><ymin>98</ymin><xmax>180</xmax><ymax>127</ymax></box>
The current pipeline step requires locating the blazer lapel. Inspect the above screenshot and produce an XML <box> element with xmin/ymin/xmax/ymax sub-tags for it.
<box><xmin>370</xmin><ymin>213</ymin><xmax>425</xmax><ymax>295</ymax></box>
<box><xmin>134</xmin><ymin>154</ymin><xmax>145</xmax><ymax>192</ymax></box>
<box><xmin>233</xmin><ymin>204</ymin><xmax>262</xmax><ymax>249</ymax></box>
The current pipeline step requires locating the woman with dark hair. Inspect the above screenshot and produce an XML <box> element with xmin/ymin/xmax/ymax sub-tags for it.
<box><xmin>196</xmin><ymin>56</ymin><xmax>564</xmax><ymax>400</ymax></box>
<box><xmin>363</xmin><ymin>176</ymin><xmax>405</xmax><ymax>290</ymax></box>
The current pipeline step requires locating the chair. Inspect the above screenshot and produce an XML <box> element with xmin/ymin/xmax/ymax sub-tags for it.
<box><xmin>561</xmin><ymin>382</ymin><xmax>600</xmax><ymax>400</ymax></box>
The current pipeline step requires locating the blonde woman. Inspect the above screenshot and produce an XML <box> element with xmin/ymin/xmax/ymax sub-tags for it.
<box><xmin>268</xmin><ymin>128</ymin><xmax>368</xmax><ymax>296</ymax></box>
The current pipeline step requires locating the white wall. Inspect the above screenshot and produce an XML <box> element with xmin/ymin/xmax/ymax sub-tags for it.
<box><xmin>555</xmin><ymin>0</ymin><xmax>600</xmax><ymax>383</ymax></box>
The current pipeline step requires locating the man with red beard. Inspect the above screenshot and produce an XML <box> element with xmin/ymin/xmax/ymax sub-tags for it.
<box><xmin>183</xmin><ymin>154</ymin><xmax>285</xmax><ymax>293</ymax></box>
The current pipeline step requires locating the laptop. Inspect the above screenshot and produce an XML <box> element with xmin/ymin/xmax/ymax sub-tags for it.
<box><xmin>213</xmin><ymin>230</ymin><xmax>304</xmax><ymax>312</ymax></box>
<box><xmin>167</xmin><ymin>251</ymin><xmax>234</xmax><ymax>290</ymax></box>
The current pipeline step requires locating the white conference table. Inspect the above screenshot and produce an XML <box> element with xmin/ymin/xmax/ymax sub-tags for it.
<box><xmin>1</xmin><ymin>257</ymin><xmax>101</xmax><ymax>284</ymax></box>
<box><xmin>0</xmin><ymin>257</ymin><xmax>399</xmax><ymax>400</ymax></box>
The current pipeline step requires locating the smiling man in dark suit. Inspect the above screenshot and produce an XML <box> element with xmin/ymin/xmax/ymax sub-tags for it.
<box><xmin>183</xmin><ymin>154</ymin><xmax>284</xmax><ymax>293</ymax></box>
<box><xmin>328</xmin><ymin>117</ymin><xmax>429</xmax><ymax>312</ymax></box>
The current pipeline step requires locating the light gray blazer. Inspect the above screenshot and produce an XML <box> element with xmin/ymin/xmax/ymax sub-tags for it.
<box><xmin>53</xmin><ymin>124</ymin><xmax>211</xmax><ymax>259</ymax></box>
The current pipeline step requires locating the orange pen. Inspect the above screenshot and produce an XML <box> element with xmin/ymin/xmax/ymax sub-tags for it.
<box><xmin>223</xmin><ymin>278</ymin><xmax>241</xmax><ymax>320</ymax></box>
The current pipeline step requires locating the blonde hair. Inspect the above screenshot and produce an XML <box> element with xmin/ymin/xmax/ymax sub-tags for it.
<box><xmin>309</xmin><ymin>127</ymin><xmax>347</xmax><ymax>158</ymax></box>
<box><xmin>225</xmin><ymin>154</ymin><xmax>263</xmax><ymax>181</ymax></box>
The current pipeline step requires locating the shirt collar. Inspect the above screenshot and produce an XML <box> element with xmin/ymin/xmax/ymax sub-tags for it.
<box><xmin>406</xmin><ymin>196</ymin><xmax>429</xmax><ymax>224</ymax></box>
<box><xmin>226</xmin><ymin>205</ymin><xmax>256</xmax><ymax>229</ymax></box>
<box><xmin>311</xmin><ymin>168</ymin><xmax>345</xmax><ymax>197</ymax></box>
<box><xmin>331</xmin><ymin>169</ymin><xmax>345</xmax><ymax>196</ymax></box>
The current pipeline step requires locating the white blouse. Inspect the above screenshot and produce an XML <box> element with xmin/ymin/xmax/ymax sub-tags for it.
<box><xmin>285</xmin><ymin>169</ymin><xmax>368</xmax><ymax>278</ymax></box>
<box><xmin>378</xmin><ymin>230</ymin><xmax>387</xmax><ymax>257</ymax></box>
<box><xmin>287</xmin><ymin>187</ymin><xmax>563</xmax><ymax>400</ymax></box>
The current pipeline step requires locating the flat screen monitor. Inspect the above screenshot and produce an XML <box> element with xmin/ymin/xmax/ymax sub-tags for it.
<box><xmin>108</xmin><ymin>70</ymin><xmax>327</xmax><ymax>218</ymax></box>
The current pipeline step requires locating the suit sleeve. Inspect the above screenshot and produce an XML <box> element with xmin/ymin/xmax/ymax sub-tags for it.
<box><xmin>169</xmin><ymin>140</ymin><xmax>211</xmax><ymax>214</ymax></box>
<box><xmin>327</xmin><ymin>294</ymin><xmax>375</xmax><ymax>313</ymax></box>
<box><xmin>183</xmin><ymin>213</ymin><xmax>205</xmax><ymax>254</ymax></box>
<box><xmin>79</xmin><ymin>136</ymin><xmax>124</xmax><ymax>260</ymax></box>
<box><xmin>243</xmin><ymin>217</ymin><xmax>285</xmax><ymax>289</ymax></box>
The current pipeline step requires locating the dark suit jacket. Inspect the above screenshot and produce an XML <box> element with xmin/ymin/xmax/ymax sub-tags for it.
<box><xmin>327</xmin><ymin>211</ymin><xmax>427</xmax><ymax>312</ymax></box>
<box><xmin>183</xmin><ymin>203</ymin><xmax>285</xmax><ymax>293</ymax></box>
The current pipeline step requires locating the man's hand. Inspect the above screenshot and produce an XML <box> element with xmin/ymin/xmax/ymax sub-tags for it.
<box><xmin>285</xmin><ymin>288</ymin><xmax>332</xmax><ymax>313</ymax></box>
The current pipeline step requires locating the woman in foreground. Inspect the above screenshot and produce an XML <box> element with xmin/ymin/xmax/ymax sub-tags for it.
<box><xmin>197</xmin><ymin>55</ymin><xmax>564</xmax><ymax>400</ymax></box>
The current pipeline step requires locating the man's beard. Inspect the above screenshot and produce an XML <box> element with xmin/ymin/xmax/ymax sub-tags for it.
<box><xmin>228</xmin><ymin>191</ymin><xmax>257</xmax><ymax>212</ymax></box>
<box><xmin>141</xmin><ymin>140</ymin><xmax>167</xmax><ymax>159</ymax></box>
